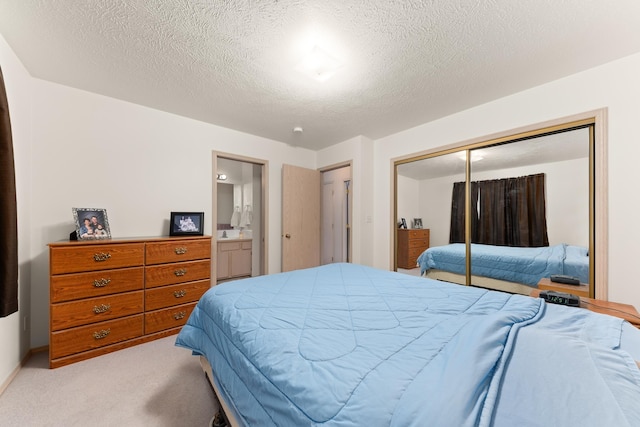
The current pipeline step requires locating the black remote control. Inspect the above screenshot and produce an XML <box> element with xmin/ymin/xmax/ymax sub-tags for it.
<box><xmin>550</xmin><ymin>274</ymin><xmax>580</xmax><ymax>285</ymax></box>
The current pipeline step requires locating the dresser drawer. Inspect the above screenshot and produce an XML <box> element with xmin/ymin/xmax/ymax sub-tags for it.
<box><xmin>145</xmin><ymin>279</ymin><xmax>210</xmax><ymax>311</ymax></box>
<box><xmin>145</xmin><ymin>259</ymin><xmax>211</xmax><ymax>288</ymax></box>
<box><xmin>408</xmin><ymin>247</ymin><xmax>425</xmax><ymax>260</ymax></box>
<box><xmin>51</xmin><ymin>290</ymin><xmax>144</xmax><ymax>331</ymax></box>
<box><xmin>50</xmin><ymin>243</ymin><xmax>145</xmax><ymax>274</ymax></box>
<box><xmin>407</xmin><ymin>229</ymin><xmax>429</xmax><ymax>239</ymax></box>
<box><xmin>408</xmin><ymin>238</ymin><xmax>429</xmax><ymax>248</ymax></box>
<box><xmin>50</xmin><ymin>314</ymin><xmax>144</xmax><ymax>360</ymax></box>
<box><xmin>145</xmin><ymin>238</ymin><xmax>211</xmax><ymax>265</ymax></box>
<box><xmin>50</xmin><ymin>267</ymin><xmax>144</xmax><ymax>303</ymax></box>
<box><xmin>145</xmin><ymin>302</ymin><xmax>197</xmax><ymax>334</ymax></box>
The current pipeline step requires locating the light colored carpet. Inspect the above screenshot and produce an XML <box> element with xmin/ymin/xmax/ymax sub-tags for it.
<box><xmin>397</xmin><ymin>267</ymin><xmax>421</xmax><ymax>277</ymax></box>
<box><xmin>0</xmin><ymin>335</ymin><xmax>218</xmax><ymax>426</ymax></box>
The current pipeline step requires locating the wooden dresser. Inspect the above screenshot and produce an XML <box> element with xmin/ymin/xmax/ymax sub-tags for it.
<box><xmin>397</xmin><ymin>229</ymin><xmax>430</xmax><ymax>269</ymax></box>
<box><xmin>49</xmin><ymin>235</ymin><xmax>211</xmax><ymax>368</ymax></box>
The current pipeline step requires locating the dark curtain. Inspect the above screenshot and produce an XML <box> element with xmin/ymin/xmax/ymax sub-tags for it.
<box><xmin>476</xmin><ymin>179</ymin><xmax>508</xmax><ymax>245</ymax></box>
<box><xmin>450</xmin><ymin>173</ymin><xmax>548</xmax><ymax>248</ymax></box>
<box><xmin>504</xmin><ymin>173</ymin><xmax>549</xmax><ymax>247</ymax></box>
<box><xmin>449</xmin><ymin>181</ymin><xmax>465</xmax><ymax>243</ymax></box>
<box><xmin>0</xmin><ymin>67</ymin><xmax>18</xmax><ymax>317</ymax></box>
<box><xmin>449</xmin><ymin>181</ymin><xmax>479</xmax><ymax>243</ymax></box>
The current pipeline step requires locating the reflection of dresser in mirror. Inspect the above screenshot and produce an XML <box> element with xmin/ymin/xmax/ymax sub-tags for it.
<box><xmin>397</xmin><ymin>229</ymin><xmax>430</xmax><ymax>269</ymax></box>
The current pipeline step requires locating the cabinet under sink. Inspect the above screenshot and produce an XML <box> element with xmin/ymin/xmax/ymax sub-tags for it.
<box><xmin>217</xmin><ymin>240</ymin><xmax>252</xmax><ymax>281</ymax></box>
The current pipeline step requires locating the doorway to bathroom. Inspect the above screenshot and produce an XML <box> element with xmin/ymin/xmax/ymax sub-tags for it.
<box><xmin>213</xmin><ymin>152</ymin><xmax>268</xmax><ymax>282</ymax></box>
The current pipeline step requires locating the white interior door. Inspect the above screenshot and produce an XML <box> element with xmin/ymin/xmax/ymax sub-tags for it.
<box><xmin>282</xmin><ymin>164</ymin><xmax>320</xmax><ymax>272</ymax></box>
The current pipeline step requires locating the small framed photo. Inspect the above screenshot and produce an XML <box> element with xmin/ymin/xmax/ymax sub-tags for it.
<box><xmin>399</xmin><ymin>218</ymin><xmax>408</xmax><ymax>229</ymax></box>
<box><xmin>73</xmin><ymin>208</ymin><xmax>111</xmax><ymax>240</ymax></box>
<box><xmin>170</xmin><ymin>212</ymin><xmax>204</xmax><ymax>236</ymax></box>
<box><xmin>413</xmin><ymin>218</ymin><xmax>423</xmax><ymax>229</ymax></box>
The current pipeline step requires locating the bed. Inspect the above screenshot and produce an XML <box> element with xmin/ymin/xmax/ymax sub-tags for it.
<box><xmin>175</xmin><ymin>263</ymin><xmax>640</xmax><ymax>427</ymax></box>
<box><xmin>416</xmin><ymin>243</ymin><xmax>589</xmax><ymax>293</ymax></box>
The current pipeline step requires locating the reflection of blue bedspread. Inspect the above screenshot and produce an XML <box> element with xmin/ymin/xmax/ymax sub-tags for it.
<box><xmin>417</xmin><ymin>243</ymin><xmax>589</xmax><ymax>286</ymax></box>
<box><xmin>175</xmin><ymin>263</ymin><xmax>639</xmax><ymax>426</ymax></box>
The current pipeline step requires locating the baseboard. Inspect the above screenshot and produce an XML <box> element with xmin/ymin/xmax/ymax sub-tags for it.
<box><xmin>0</xmin><ymin>345</ymin><xmax>49</xmax><ymax>396</ymax></box>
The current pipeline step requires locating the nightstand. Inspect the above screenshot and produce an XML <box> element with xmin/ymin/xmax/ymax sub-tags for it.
<box><xmin>530</xmin><ymin>289</ymin><xmax>640</xmax><ymax>328</ymax></box>
<box><xmin>537</xmin><ymin>277</ymin><xmax>590</xmax><ymax>298</ymax></box>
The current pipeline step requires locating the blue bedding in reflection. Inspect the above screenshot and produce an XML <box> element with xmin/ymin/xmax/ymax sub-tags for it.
<box><xmin>175</xmin><ymin>263</ymin><xmax>639</xmax><ymax>427</ymax></box>
<box><xmin>417</xmin><ymin>243</ymin><xmax>589</xmax><ymax>286</ymax></box>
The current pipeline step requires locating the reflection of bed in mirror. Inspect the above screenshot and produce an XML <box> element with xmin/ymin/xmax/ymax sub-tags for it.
<box><xmin>417</xmin><ymin>243</ymin><xmax>589</xmax><ymax>295</ymax></box>
<box><xmin>395</xmin><ymin>124</ymin><xmax>596</xmax><ymax>298</ymax></box>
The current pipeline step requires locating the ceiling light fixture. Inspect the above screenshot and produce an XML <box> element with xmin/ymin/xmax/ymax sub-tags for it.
<box><xmin>293</xmin><ymin>126</ymin><xmax>303</xmax><ymax>133</ymax></box>
<box><xmin>296</xmin><ymin>46</ymin><xmax>342</xmax><ymax>82</ymax></box>
<box><xmin>458</xmin><ymin>152</ymin><xmax>484</xmax><ymax>162</ymax></box>
<box><xmin>217</xmin><ymin>173</ymin><xmax>227</xmax><ymax>181</ymax></box>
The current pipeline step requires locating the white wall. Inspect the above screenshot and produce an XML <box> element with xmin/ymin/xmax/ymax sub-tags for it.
<box><xmin>417</xmin><ymin>173</ymin><xmax>464</xmax><ymax>247</ymax></box>
<box><xmin>396</xmin><ymin>175</ymin><xmax>419</xmax><ymax>227</ymax></box>
<box><xmin>0</xmin><ymin>34</ymin><xmax>32</xmax><ymax>389</ymax></box>
<box><xmin>26</xmin><ymin>79</ymin><xmax>315</xmax><ymax>348</ymax></box>
<box><xmin>374</xmin><ymin>52</ymin><xmax>640</xmax><ymax>308</ymax></box>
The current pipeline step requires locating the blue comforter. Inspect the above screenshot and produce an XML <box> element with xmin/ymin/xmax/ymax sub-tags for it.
<box><xmin>175</xmin><ymin>263</ymin><xmax>640</xmax><ymax>426</ymax></box>
<box><xmin>417</xmin><ymin>243</ymin><xmax>589</xmax><ymax>286</ymax></box>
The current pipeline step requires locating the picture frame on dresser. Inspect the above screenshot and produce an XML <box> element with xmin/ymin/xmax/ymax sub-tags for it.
<box><xmin>72</xmin><ymin>207</ymin><xmax>111</xmax><ymax>240</ymax></box>
<box><xmin>170</xmin><ymin>212</ymin><xmax>204</xmax><ymax>236</ymax></box>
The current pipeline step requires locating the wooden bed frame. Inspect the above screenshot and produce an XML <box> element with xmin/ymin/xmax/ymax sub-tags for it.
<box><xmin>200</xmin><ymin>356</ymin><xmax>241</xmax><ymax>427</ymax></box>
<box><xmin>425</xmin><ymin>269</ymin><xmax>535</xmax><ymax>296</ymax></box>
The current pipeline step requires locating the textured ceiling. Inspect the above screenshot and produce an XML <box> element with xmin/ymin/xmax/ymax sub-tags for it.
<box><xmin>1</xmin><ymin>1</ymin><xmax>639</xmax><ymax>150</ymax></box>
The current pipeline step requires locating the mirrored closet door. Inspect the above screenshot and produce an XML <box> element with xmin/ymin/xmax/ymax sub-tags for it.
<box><xmin>394</xmin><ymin>116</ymin><xmax>601</xmax><ymax>298</ymax></box>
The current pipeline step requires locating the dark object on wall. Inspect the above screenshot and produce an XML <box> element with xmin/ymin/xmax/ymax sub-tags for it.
<box><xmin>170</xmin><ymin>212</ymin><xmax>204</xmax><ymax>236</ymax></box>
<box><xmin>0</xmin><ymin>67</ymin><xmax>18</xmax><ymax>317</ymax></box>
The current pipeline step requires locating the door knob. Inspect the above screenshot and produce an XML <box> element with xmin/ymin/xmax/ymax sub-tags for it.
<box><xmin>285</xmin><ymin>234</ymin><xmax>291</xmax><ymax>239</ymax></box>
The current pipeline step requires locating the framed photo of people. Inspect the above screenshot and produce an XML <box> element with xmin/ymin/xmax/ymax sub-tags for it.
<box><xmin>73</xmin><ymin>208</ymin><xmax>111</xmax><ymax>240</ymax></box>
<box><xmin>170</xmin><ymin>212</ymin><xmax>204</xmax><ymax>236</ymax></box>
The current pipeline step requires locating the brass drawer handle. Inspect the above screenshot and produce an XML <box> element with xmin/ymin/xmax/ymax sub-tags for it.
<box><xmin>174</xmin><ymin>290</ymin><xmax>187</xmax><ymax>298</ymax></box>
<box><xmin>93</xmin><ymin>278</ymin><xmax>111</xmax><ymax>287</ymax></box>
<box><xmin>174</xmin><ymin>311</ymin><xmax>186</xmax><ymax>320</ymax></box>
<box><xmin>175</xmin><ymin>247</ymin><xmax>188</xmax><ymax>255</ymax></box>
<box><xmin>93</xmin><ymin>303</ymin><xmax>111</xmax><ymax>314</ymax></box>
<box><xmin>93</xmin><ymin>252</ymin><xmax>111</xmax><ymax>262</ymax></box>
<box><xmin>174</xmin><ymin>268</ymin><xmax>187</xmax><ymax>277</ymax></box>
<box><xmin>93</xmin><ymin>329</ymin><xmax>110</xmax><ymax>340</ymax></box>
